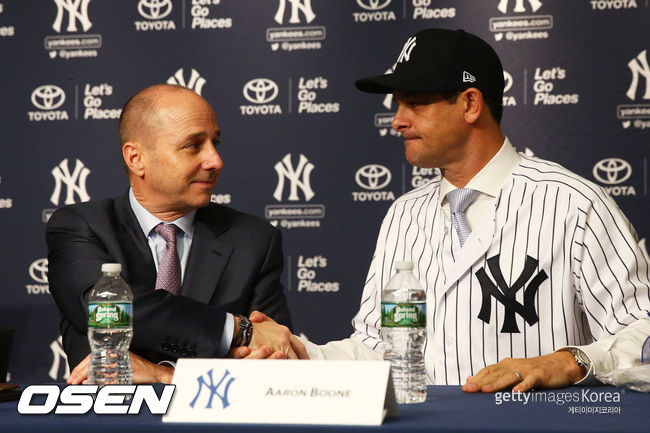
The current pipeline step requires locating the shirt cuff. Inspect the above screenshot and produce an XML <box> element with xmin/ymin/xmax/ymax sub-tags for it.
<box><xmin>556</xmin><ymin>346</ymin><xmax>599</xmax><ymax>386</ymax></box>
<box><xmin>217</xmin><ymin>313</ymin><xmax>235</xmax><ymax>357</ymax></box>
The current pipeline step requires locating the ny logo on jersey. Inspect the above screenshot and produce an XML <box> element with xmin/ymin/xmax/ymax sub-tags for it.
<box><xmin>190</xmin><ymin>368</ymin><xmax>235</xmax><ymax>409</ymax></box>
<box><xmin>475</xmin><ymin>255</ymin><xmax>548</xmax><ymax>333</ymax></box>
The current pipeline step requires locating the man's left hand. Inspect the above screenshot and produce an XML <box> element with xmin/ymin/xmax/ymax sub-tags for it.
<box><xmin>462</xmin><ymin>351</ymin><xmax>586</xmax><ymax>393</ymax></box>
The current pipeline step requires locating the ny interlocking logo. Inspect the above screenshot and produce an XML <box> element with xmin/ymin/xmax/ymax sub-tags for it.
<box><xmin>626</xmin><ymin>50</ymin><xmax>650</xmax><ymax>101</ymax></box>
<box><xmin>50</xmin><ymin>158</ymin><xmax>91</xmax><ymax>206</ymax></box>
<box><xmin>190</xmin><ymin>369</ymin><xmax>235</xmax><ymax>410</ymax></box>
<box><xmin>273</xmin><ymin>153</ymin><xmax>315</xmax><ymax>202</ymax></box>
<box><xmin>274</xmin><ymin>0</ymin><xmax>316</xmax><ymax>24</ymax></box>
<box><xmin>52</xmin><ymin>0</ymin><xmax>92</xmax><ymax>33</ymax></box>
<box><xmin>397</xmin><ymin>37</ymin><xmax>416</xmax><ymax>64</ymax></box>
<box><xmin>497</xmin><ymin>0</ymin><xmax>542</xmax><ymax>13</ymax></box>
<box><xmin>475</xmin><ymin>255</ymin><xmax>548</xmax><ymax>333</ymax></box>
<box><xmin>49</xmin><ymin>336</ymin><xmax>70</xmax><ymax>381</ymax></box>
<box><xmin>167</xmin><ymin>68</ymin><xmax>206</xmax><ymax>96</ymax></box>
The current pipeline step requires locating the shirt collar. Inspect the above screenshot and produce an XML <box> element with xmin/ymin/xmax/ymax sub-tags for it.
<box><xmin>128</xmin><ymin>188</ymin><xmax>196</xmax><ymax>238</ymax></box>
<box><xmin>440</xmin><ymin>137</ymin><xmax>521</xmax><ymax>200</ymax></box>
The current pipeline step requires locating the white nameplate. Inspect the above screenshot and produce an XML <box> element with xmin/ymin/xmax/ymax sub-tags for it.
<box><xmin>162</xmin><ymin>359</ymin><xmax>398</xmax><ymax>426</ymax></box>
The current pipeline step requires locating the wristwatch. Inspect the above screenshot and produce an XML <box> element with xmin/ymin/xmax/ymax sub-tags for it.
<box><xmin>561</xmin><ymin>348</ymin><xmax>592</xmax><ymax>382</ymax></box>
<box><xmin>231</xmin><ymin>314</ymin><xmax>253</xmax><ymax>348</ymax></box>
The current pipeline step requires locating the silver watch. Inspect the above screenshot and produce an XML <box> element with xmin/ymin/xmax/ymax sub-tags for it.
<box><xmin>562</xmin><ymin>348</ymin><xmax>591</xmax><ymax>374</ymax></box>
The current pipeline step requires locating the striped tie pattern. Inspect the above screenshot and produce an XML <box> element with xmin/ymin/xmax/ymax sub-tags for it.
<box><xmin>446</xmin><ymin>188</ymin><xmax>479</xmax><ymax>247</ymax></box>
<box><xmin>154</xmin><ymin>223</ymin><xmax>181</xmax><ymax>295</ymax></box>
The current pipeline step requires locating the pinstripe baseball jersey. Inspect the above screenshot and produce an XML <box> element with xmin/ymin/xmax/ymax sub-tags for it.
<box><xmin>350</xmin><ymin>150</ymin><xmax>650</xmax><ymax>385</ymax></box>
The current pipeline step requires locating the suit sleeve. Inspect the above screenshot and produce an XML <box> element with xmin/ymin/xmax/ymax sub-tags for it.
<box><xmin>247</xmin><ymin>228</ymin><xmax>293</xmax><ymax>330</ymax></box>
<box><xmin>46</xmin><ymin>206</ymin><xmax>228</xmax><ymax>367</ymax></box>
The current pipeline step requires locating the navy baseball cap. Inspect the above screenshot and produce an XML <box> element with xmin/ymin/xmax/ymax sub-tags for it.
<box><xmin>355</xmin><ymin>28</ymin><xmax>504</xmax><ymax>101</ymax></box>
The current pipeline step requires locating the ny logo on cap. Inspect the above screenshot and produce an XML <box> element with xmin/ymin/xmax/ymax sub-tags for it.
<box><xmin>463</xmin><ymin>71</ymin><xmax>476</xmax><ymax>83</ymax></box>
<box><xmin>396</xmin><ymin>37</ymin><xmax>416</xmax><ymax>64</ymax></box>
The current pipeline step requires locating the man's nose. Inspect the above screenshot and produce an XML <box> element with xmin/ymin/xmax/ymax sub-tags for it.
<box><xmin>203</xmin><ymin>144</ymin><xmax>223</xmax><ymax>171</ymax></box>
<box><xmin>391</xmin><ymin>105</ymin><xmax>410</xmax><ymax>132</ymax></box>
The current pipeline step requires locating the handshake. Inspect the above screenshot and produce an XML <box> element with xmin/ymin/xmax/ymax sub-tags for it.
<box><xmin>68</xmin><ymin>311</ymin><xmax>309</xmax><ymax>385</ymax></box>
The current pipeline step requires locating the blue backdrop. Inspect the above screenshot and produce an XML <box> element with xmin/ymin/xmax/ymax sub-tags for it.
<box><xmin>0</xmin><ymin>0</ymin><xmax>648</xmax><ymax>384</ymax></box>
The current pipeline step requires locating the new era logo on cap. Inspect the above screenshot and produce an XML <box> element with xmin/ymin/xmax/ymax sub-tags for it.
<box><xmin>397</xmin><ymin>37</ymin><xmax>417</xmax><ymax>64</ymax></box>
<box><xmin>463</xmin><ymin>71</ymin><xmax>476</xmax><ymax>83</ymax></box>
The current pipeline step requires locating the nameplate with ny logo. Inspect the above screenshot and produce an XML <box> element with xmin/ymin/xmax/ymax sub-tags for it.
<box><xmin>162</xmin><ymin>359</ymin><xmax>398</xmax><ymax>425</ymax></box>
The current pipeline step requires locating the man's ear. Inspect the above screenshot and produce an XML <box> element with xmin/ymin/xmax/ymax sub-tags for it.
<box><xmin>461</xmin><ymin>88</ymin><xmax>483</xmax><ymax>124</ymax></box>
<box><xmin>122</xmin><ymin>141</ymin><xmax>145</xmax><ymax>177</ymax></box>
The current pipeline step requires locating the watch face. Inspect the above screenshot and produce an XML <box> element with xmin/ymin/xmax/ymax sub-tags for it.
<box><xmin>572</xmin><ymin>349</ymin><xmax>590</xmax><ymax>368</ymax></box>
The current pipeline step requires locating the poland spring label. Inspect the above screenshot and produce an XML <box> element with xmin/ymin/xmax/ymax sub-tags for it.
<box><xmin>88</xmin><ymin>303</ymin><xmax>132</xmax><ymax>327</ymax></box>
<box><xmin>381</xmin><ymin>302</ymin><xmax>426</xmax><ymax>327</ymax></box>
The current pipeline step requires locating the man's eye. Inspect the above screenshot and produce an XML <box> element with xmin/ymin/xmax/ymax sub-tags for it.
<box><xmin>185</xmin><ymin>142</ymin><xmax>199</xmax><ymax>149</ymax></box>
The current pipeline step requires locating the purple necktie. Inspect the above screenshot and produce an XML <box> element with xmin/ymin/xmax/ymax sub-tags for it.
<box><xmin>154</xmin><ymin>223</ymin><xmax>181</xmax><ymax>295</ymax></box>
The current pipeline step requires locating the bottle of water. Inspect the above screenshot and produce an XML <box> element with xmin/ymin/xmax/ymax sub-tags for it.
<box><xmin>87</xmin><ymin>263</ymin><xmax>133</xmax><ymax>385</ymax></box>
<box><xmin>381</xmin><ymin>261</ymin><xmax>426</xmax><ymax>404</ymax></box>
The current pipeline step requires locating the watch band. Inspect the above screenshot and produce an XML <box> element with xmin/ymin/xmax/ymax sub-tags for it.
<box><xmin>561</xmin><ymin>348</ymin><xmax>592</xmax><ymax>383</ymax></box>
<box><xmin>231</xmin><ymin>314</ymin><xmax>253</xmax><ymax>348</ymax></box>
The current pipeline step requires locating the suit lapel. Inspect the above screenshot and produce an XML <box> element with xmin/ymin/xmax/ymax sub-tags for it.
<box><xmin>443</xmin><ymin>202</ymin><xmax>496</xmax><ymax>292</ymax></box>
<box><xmin>181</xmin><ymin>207</ymin><xmax>233</xmax><ymax>304</ymax></box>
<box><xmin>114</xmin><ymin>192</ymin><xmax>157</xmax><ymax>288</ymax></box>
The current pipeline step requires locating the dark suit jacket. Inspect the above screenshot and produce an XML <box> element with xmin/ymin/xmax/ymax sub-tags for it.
<box><xmin>46</xmin><ymin>192</ymin><xmax>292</xmax><ymax>369</ymax></box>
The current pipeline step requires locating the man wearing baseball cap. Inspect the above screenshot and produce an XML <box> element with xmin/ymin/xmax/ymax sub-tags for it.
<box><xmin>286</xmin><ymin>28</ymin><xmax>650</xmax><ymax>393</ymax></box>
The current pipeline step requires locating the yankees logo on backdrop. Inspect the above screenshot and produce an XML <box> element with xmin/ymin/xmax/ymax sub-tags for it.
<box><xmin>474</xmin><ymin>254</ymin><xmax>548</xmax><ymax>333</ymax></box>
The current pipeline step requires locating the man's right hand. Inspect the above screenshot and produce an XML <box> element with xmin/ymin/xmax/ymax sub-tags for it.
<box><xmin>240</xmin><ymin>311</ymin><xmax>309</xmax><ymax>359</ymax></box>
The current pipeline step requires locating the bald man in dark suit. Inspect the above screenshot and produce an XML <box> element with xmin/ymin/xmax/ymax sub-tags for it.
<box><xmin>47</xmin><ymin>84</ymin><xmax>305</xmax><ymax>383</ymax></box>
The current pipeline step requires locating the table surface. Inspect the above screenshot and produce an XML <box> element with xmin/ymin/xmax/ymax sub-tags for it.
<box><xmin>1</xmin><ymin>385</ymin><xmax>647</xmax><ymax>433</ymax></box>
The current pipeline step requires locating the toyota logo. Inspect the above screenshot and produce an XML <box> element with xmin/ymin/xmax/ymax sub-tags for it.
<box><xmin>138</xmin><ymin>0</ymin><xmax>172</xmax><ymax>20</ymax></box>
<box><xmin>357</xmin><ymin>0</ymin><xmax>392</xmax><ymax>10</ymax></box>
<box><xmin>31</xmin><ymin>85</ymin><xmax>65</xmax><ymax>110</ymax></box>
<box><xmin>29</xmin><ymin>258</ymin><xmax>49</xmax><ymax>284</ymax></box>
<box><xmin>593</xmin><ymin>158</ymin><xmax>632</xmax><ymax>185</ymax></box>
<box><xmin>355</xmin><ymin>164</ymin><xmax>391</xmax><ymax>190</ymax></box>
<box><xmin>243</xmin><ymin>79</ymin><xmax>279</xmax><ymax>104</ymax></box>
<box><xmin>503</xmin><ymin>71</ymin><xmax>513</xmax><ymax>93</ymax></box>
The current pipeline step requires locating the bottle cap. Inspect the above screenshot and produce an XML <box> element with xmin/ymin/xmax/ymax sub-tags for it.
<box><xmin>394</xmin><ymin>261</ymin><xmax>414</xmax><ymax>271</ymax></box>
<box><xmin>101</xmin><ymin>263</ymin><xmax>122</xmax><ymax>273</ymax></box>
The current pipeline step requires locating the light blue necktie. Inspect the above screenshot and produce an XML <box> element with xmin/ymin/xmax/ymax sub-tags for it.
<box><xmin>446</xmin><ymin>188</ymin><xmax>479</xmax><ymax>247</ymax></box>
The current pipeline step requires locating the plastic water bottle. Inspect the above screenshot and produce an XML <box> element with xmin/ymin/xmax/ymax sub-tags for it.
<box><xmin>381</xmin><ymin>261</ymin><xmax>426</xmax><ymax>404</ymax></box>
<box><xmin>87</xmin><ymin>263</ymin><xmax>133</xmax><ymax>385</ymax></box>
